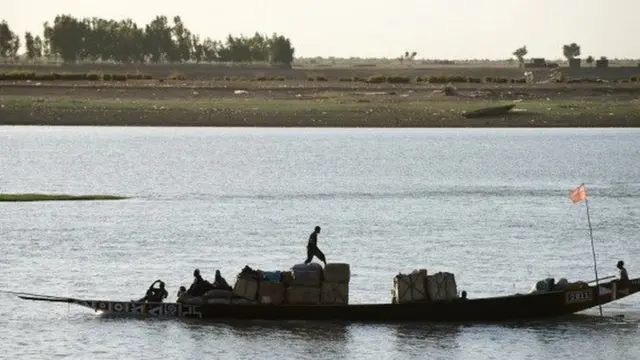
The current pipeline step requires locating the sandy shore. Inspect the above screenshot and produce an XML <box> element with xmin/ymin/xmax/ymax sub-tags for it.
<box><xmin>2</xmin><ymin>79</ymin><xmax>640</xmax><ymax>127</ymax></box>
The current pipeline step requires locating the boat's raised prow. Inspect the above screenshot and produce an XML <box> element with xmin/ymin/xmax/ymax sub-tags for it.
<box><xmin>12</xmin><ymin>292</ymin><xmax>201</xmax><ymax>318</ymax></box>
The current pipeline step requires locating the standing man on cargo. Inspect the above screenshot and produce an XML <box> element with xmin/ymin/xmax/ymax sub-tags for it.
<box><xmin>304</xmin><ymin>226</ymin><xmax>327</xmax><ymax>266</ymax></box>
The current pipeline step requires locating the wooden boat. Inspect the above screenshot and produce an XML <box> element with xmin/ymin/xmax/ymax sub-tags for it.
<box><xmin>14</xmin><ymin>276</ymin><xmax>640</xmax><ymax>323</ymax></box>
<box><xmin>462</xmin><ymin>104</ymin><xmax>516</xmax><ymax>119</ymax></box>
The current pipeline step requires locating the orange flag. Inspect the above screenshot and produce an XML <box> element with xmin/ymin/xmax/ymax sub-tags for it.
<box><xmin>569</xmin><ymin>184</ymin><xmax>587</xmax><ymax>203</ymax></box>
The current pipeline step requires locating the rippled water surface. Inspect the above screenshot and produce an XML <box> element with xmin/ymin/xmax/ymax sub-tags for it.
<box><xmin>1</xmin><ymin>126</ymin><xmax>640</xmax><ymax>359</ymax></box>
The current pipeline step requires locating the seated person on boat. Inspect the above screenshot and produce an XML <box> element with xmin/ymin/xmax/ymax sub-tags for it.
<box><xmin>618</xmin><ymin>260</ymin><xmax>630</xmax><ymax>284</ymax></box>
<box><xmin>186</xmin><ymin>269</ymin><xmax>214</xmax><ymax>297</ymax></box>
<box><xmin>213</xmin><ymin>270</ymin><xmax>232</xmax><ymax>291</ymax></box>
<box><xmin>179</xmin><ymin>269</ymin><xmax>232</xmax><ymax>301</ymax></box>
<box><xmin>138</xmin><ymin>280</ymin><xmax>168</xmax><ymax>303</ymax></box>
<box><xmin>177</xmin><ymin>286</ymin><xmax>187</xmax><ymax>299</ymax></box>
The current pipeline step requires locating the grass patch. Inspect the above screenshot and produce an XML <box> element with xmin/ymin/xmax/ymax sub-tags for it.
<box><xmin>0</xmin><ymin>193</ymin><xmax>129</xmax><ymax>202</ymax></box>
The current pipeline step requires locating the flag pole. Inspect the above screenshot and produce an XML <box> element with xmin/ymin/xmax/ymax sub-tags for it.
<box><xmin>583</xmin><ymin>183</ymin><xmax>603</xmax><ymax>317</ymax></box>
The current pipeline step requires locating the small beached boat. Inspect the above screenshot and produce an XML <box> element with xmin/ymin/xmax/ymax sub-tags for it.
<box><xmin>462</xmin><ymin>104</ymin><xmax>516</xmax><ymax>119</ymax></box>
<box><xmin>14</xmin><ymin>276</ymin><xmax>639</xmax><ymax>323</ymax></box>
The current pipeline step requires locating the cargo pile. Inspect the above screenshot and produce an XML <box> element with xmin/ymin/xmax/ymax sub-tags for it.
<box><xmin>182</xmin><ymin>262</ymin><xmax>351</xmax><ymax>306</ymax></box>
<box><xmin>529</xmin><ymin>277</ymin><xmax>589</xmax><ymax>294</ymax></box>
<box><xmin>392</xmin><ymin>269</ymin><xmax>459</xmax><ymax>303</ymax></box>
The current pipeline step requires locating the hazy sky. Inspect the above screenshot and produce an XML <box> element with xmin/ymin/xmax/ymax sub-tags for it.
<box><xmin>3</xmin><ymin>0</ymin><xmax>639</xmax><ymax>59</ymax></box>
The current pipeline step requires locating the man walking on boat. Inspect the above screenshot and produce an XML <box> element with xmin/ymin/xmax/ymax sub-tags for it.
<box><xmin>304</xmin><ymin>226</ymin><xmax>327</xmax><ymax>266</ymax></box>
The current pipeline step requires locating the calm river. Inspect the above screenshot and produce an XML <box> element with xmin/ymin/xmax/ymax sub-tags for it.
<box><xmin>1</xmin><ymin>126</ymin><xmax>640</xmax><ymax>359</ymax></box>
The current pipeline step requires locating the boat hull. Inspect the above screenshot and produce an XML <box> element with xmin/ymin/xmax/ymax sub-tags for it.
<box><xmin>59</xmin><ymin>278</ymin><xmax>640</xmax><ymax>323</ymax></box>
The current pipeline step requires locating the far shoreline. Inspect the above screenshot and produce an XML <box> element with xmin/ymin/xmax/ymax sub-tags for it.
<box><xmin>3</xmin><ymin>125</ymin><xmax>638</xmax><ymax>129</ymax></box>
<box><xmin>3</xmin><ymin>77</ymin><xmax>640</xmax><ymax>128</ymax></box>
<box><xmin>0</xmin><ymin>121</ymin><xmax>638</xmax><ymax>128</ymax></box>
<box><xmin>2</xmin><ymin>114</ymin><xmax>637</xmax><ymax>129</ymax></box>
<box><xmin>2</xmin><ymin>101</ymin><xmax>638</xmax><ymax>128</ymax></box>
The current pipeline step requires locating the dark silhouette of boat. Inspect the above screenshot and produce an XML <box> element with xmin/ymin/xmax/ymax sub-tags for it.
<box><xmin>13</xmin><ymin>277</ymin><xmax>638</xmax><ymax>323</ymax></box>
<box><xmin>463</xmin><ymin>104</ymin><xmax>516</xmax><ymax>119</ymax></box>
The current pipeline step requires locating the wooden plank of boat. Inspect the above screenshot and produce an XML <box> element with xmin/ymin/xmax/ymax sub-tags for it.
<box><xmin>12</xmin><ymin>277</ymin><xmax>640</xmax><ymax>323</ymax></box>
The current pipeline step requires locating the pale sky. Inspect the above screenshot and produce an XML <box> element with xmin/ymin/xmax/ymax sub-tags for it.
<box><xmin>3</xmin><ymin>0</ymin><xmax>639</xmax><ymax>60</ymax></box>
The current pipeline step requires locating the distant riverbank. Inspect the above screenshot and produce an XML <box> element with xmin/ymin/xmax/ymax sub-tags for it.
<box><xmin>2</xmin><ymin>80</ymin><xmax>639</xmax><ymax>127</ymax></box>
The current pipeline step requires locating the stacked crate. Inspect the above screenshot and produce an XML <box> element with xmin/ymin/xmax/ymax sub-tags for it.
<box><xmin>425</xmin><ymin>272</ymin><xmax>457</xmax><ymax>301</ymax></box>
<box><xmin>230</xmin><ymin>263</ymin><xmax>352</xmax><ymax>305</ymax></box>
<box><xmin>321</xmin><ymin>263</ymin><xmax>350</xmax><ymax>305</ymax></box>
<box><xmin>232</xmin><ymin>274</ymin><xmax>260</xmax><ymax>303</ymax></box>
<box><xmin>392</xmin><ymin>269</ymin><xmax>459</xmax><ymax>303</ymax></box>
<box><xmin>285</xmin><ymin>263</ymin><xmax>323</xmax><ymax>304</ymax></box>
<box><xmin>393</xmin><ymin>269</ymin><xmax>428</xmax><ymax>304</ymax></box>
<box><xmin>258</xmin><ymin>279</ymin><xmax>286</xmax><ymax>305</ymax></box>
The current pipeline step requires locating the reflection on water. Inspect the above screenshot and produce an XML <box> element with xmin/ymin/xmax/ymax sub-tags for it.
<box><xmin>87</xmin><ymin>307</ymin><xmax>640</xmax><ymax>360</ymax></box>
<box><xmin>499</xmin><ymin>312</ymin><xmax>640</xmax><ymax>330</ymax></box>
<box><xmin>182</xmin><ymin>318</ymin><xmax>349</xmax><ymax>341</ymax></box>
<box><xmin>391</xmin><ymin>323</ymin><xmax>463</xmax><ymax>359</ymax></box>
<box><xmin>174</xmin><ymin>319</ymin><xmax>352</xmax><ymax>359</ymax></box>
<box><xmin>392</xmin><ymin>322</ymin><xmax>462</xmax><ymax>340</ymax></box>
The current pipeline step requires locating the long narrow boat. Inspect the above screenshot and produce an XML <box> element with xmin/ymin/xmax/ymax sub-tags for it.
<box><xmin>14</xmin><ymin>277</ymin><xmax>640</xmax><ymax>323</ymax></box>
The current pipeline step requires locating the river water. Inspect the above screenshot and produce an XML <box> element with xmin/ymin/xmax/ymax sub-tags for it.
<box><xmin>1</xmin><ymin>126</ymin><xmax>639</xmax><ymax>359</ymax></box>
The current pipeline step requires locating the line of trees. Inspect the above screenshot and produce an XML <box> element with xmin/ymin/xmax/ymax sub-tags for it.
<box><xmin>0</xmin><ymin>15</ymin><xmax>296</xmax><ymax>65</ymax></box>
<box><xmin>511</xmin><ymin>42</ymin><xmax>611</xmax><ymax>67</ymax></box>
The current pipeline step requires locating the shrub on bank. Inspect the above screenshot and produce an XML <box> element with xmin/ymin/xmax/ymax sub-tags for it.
<box><xmin>57</xmin><ymin>72</ymin><xmax>85</xmax><ymax>81</ymax></box>
<box><xmin>448</xmin><ymin>75</ymin><xmax>467</xmax><ymax>83</ymax></box>
<box><xmin>253</xmin><ymin>76</ymin><xmax>286</xmax><ymax>81</ymax></box>
<box><xmin>223</xmin><ymin>76</ymin><xmax>243</xmax><ymax>81</ymax></box>
<box><xmin>427</xmin><ymin>75</ymin><xmax>477</xmax><ymax>84</ymax></box>
<box><xmin>4</xmin><ymin>70</ymin><xmax>636</xmax><ymax>85</ymax></box>
<box><xmin>348</xmin><ymin>75</ymin><xmax>411</xmax><ymax>84</ymax></box>
<box><xmin>307</xmin><ymin>75</ymin><xmax>328</xmax><ymax>81</ymax></box>
<box><xmin>127</xmin><ymin>73</ymin><xmax>152</xmax><ymax>80</ymax></box>
<box><xmin>366</xmin><ymin>75</ymin><xmax>386</xmax><ymax>84</ymax></box>
<box><xmin>0</xmin><ymin>71</ymin><xmax>151</xmax><ymax>81</ymax></box>
<box><xmin>167</xmin><ymin>72</ymin><xmax>186</xmax><ymax>80</ymax></box>
<box><xmin>216</xmin><ymin>75</ymin><xmax>287</xmax><ymax>81</ymax></box>
<box><xmin>385</xmin><ymin>76</ymin><xmax>411</xmax><ymax>84</ymax></box>
<box><xmin>427</xmin><ymin>75</ymin><xmax>449</xmax><ymax>84</ymax></box>
<box><xmin>0</xmin><ymin>71</ymin><xmax>36</xmax><ymax>80</ymax></box>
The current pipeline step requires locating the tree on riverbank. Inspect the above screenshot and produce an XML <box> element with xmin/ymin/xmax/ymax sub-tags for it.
<box><xmin>0</xmin><ymin>21</ymin><xmax>20</xmax><ymax>59</ymax></box>
<box><xmin>586</xmin><ymin>55</ymin><xmax>594</xmax><ymax>67</ymax></box>
<box><xmin>512</xmin><ymin>46</ymin><xmax>528</xmax><ymax>68</ymax></box>
<box><xmin>562</xmin><ymin>43</ymin><xmax>581</xmax><ymax>60</ymax></box>
<box><xmin>0</xmin><ymin>16</ymin><xmax>295</xmax><ymax>65</ymax></box>
<box><xmin>24</xmin><ymin>32</ymin><xmax>43</xmax><ymax>60</ymax></box>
